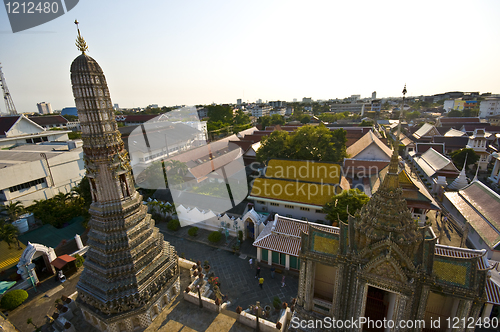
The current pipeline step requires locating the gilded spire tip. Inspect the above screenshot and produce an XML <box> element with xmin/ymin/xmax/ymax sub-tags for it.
<box><xmin>74</xmin><ymin>19</ymin><xmax>88</xmax><ymax>54</ymax></box>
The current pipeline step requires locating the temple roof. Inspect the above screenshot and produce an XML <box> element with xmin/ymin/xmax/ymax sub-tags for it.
<box><xmin>253</xmin><ymin>214</ymin><xmax>338</xmax><ymax>256</ymax></box>
<box><xmin>346</xmin><ymin>130</ymin><xmax>392</xmax><ymax>160</ymax></box>
<box><xmin>444</xmin><ymin>181</ymin><xmax>500</xmax><ymax>249</ymax></box>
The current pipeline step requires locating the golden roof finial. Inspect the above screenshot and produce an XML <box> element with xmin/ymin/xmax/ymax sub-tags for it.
<box><xmin>382</xmin><ymin>84</ymin><xmax>407</xmax><ymax>189</ymax></box>
<box><xmin>75</xmin><ymin>20</ymin><xmax>88</xmax><ymax>54</ymax></box>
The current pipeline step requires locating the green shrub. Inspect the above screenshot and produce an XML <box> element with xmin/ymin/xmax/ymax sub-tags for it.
<box><xmin>167</xmin><ymin>219</ymin><xmax>180</xmax><ymax>231</ymax></box>
<box><xmin>208</xmin><ymin>231</ymin><xmax>221</xmax><ymax>243</ymax></box>
<box><xmin>1</xmin><ymin>289</ymin><xmax>28</xmax><ymax>310</ymax></box>
<box><xmin>188</xmin><ymin>227</ymin><xmax>199</xmax><ymax>237</ymax></box>
<box><xmin>151</xmin><ymin>212</ymin><xmax>164</xmax><ymax>223</ymax></box>
<box><xmin>238</xmin><ymin>230</ymin><xmax>243</xmax><ymax>242</ymax></box>
<box><xmin>75</xmin><ymin>254</ymin><xmax>84</xmax><ymax>268</ymax></box>
<box><xmin>273</xmin><ymin>296</ymin><xmax>281</xmax><ymax>310</ymax></box>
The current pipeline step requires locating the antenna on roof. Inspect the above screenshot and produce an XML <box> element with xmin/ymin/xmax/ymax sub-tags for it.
<box><xmin>0</xmin><ymin>63</ymin><xmax>17</xmax><ymax>115</ymax></box>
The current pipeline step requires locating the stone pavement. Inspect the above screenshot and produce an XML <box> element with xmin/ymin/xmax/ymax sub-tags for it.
<box><xmin>6</xmin><ymin>269</ymin><xmax>88</xmax><ymax>332</ymax></box>
<box><xmin>4</xmin><ymin>225</ymin><xmax>298</xmax><ymax>331</ymax></box>
<box><xmin>159</xmin><ymin>229</ymin><xmax>299</xmax><ymax>312</ymax></box>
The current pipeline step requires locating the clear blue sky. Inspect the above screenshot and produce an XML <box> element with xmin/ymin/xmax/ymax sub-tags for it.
<box><xmin>1</xmin><ymin>0</ymin><xmax>500</xmax><ymax>113</ymax></box>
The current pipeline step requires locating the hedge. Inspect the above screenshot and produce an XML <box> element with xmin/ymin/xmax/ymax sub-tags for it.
<box><xmin>208</xmin><ymin>231</ymin><xmax>221</xmax><ymax>243</ymax></box>
<box><xmin>188</xmin><ymin>227</ymin><xmax>199</xmax><ymax>237</ymax></box>
<box><xmin>1</xmin><ymin>289</ymin><xmax>29</xmax><ymax>310</ymax></box>
<box><xmin>167</xmin><ymin>219</ymin><xmax>180</xmax><ymax>231</ymax></box>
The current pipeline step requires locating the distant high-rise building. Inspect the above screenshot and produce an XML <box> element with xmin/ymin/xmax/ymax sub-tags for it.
<box><xmin>302</xmin><ymin>97</ymin><xmax>312</xmax><ymax>103</ymax></box>
<box><xmin>37</xmin><ymin>102</ymin><xmax>52</xmax><ymax>114</ymax></box>
<box><xmin>372</xmin><ymin>91</ymin><xmax>377</xmax><ymax>99</ymax></box>
<box><xmin>256</xmin><ymin>99</ymin><xmax>262</xmax><ymax>104</ymax></box>
<box><xmin>237</xmin><ymin>99</ymin><xmax>242</xmax><ymax>105</ymax></box>
<box><xmin>269</xmin><ymin>100</ymin><xmax>284</xmax><ymax>108</ymax></box>
<box><xmin>293</xmin><ymin>98</ymin><xmax>297</xmax><ymax>102</ymax></box>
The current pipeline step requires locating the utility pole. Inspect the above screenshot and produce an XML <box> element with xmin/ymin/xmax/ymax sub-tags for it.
<box><xmin>0</xmin><ymin>63</ymin><xmax>17</xmax><ymax>115</ymax></box>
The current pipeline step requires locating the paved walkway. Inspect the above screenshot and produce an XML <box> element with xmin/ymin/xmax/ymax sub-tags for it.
<box><xmin>4</xmin><ymin>224</ymin><xmax>298</xmax><ymax>332</ymax></box>
<box><xmin>158</xmin><ymin>226</ymin><xmax>299</xmax><ymax>312</ymax></box>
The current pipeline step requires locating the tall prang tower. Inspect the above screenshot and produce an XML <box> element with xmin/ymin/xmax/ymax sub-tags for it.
<box><xmin>70</xmin><ymin>21</ymin><xmax>179</xmax><ymax>331</ymax></box>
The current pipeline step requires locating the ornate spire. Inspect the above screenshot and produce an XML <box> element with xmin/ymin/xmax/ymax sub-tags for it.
<box><xmin>473</xmin><ymin>160</ymin><xmax>480</xmax><ymax>181</ymax></box>
<box><xmin>354</xmin><ymin>84</ymin><xmax>422</xmax><ymax>259</ymax></box>
<box><xmin>448</xmin><ymin>154</ymin><xmax>469</xmax><ymax>190</ymax></box>
<box><xmin>74</xmin><ymin>20</ymin><xmax>88</xmax><ymax>54</ymax></box>
<box><xmin>381</xmin><ymin>85</ymin><xmax>406</xmax><ymax>190</ymax></box>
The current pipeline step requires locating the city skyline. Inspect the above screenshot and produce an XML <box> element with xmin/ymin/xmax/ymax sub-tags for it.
<box><xmin>1</xmin><ymin>0</ymin><xmax>500</xmax><ymax>113</ymax></box>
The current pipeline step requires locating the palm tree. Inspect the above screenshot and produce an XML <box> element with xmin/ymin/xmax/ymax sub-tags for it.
<box><xmin>0</xmin><ymin>220</ymin><xmax>20</xmax><ymax>249</ymax></box>
<box><xmin>53</xmin><ymin>192</ymin><xmax>71</xmax><ymax>205</ymax></box>
<box><xmin>0</xmin><ymin>201</ymin><xmax>25</xmax><ymax>221</ymax></box>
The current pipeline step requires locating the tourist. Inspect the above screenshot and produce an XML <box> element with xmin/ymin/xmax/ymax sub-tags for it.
<box><xmin>255</xmin><ymin>266</ymin><xmax>261</xmax><ymax>278</ymax></box>
<box><xmin>259</xmin><ymin>277</ymin><xmax>264</xmax><ymax>289</ymax></box>
<box><xmin>249</xmin><ymin>258</ymin><xmax>253</xmax><ymax>269</ymax></box>
<box><xmin>271</xmin><ymin>266</ymin><xmax>275</xmax><ymax>279</ymax></box>
<box><xmin>281</xmin><ymin>275</ymin><xmax>286</xmax><ymax>288</ymax></box>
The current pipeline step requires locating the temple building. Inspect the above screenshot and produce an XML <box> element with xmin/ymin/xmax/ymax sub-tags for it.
<box><xmin>70</xmin><ymin>22</ymin><xmax>179</xmax><ymax>331</ymax></box>
<box><xmin>290</xmin><ymin>88</ymin><xmax>489</xmax><ymax>331</ymax></box>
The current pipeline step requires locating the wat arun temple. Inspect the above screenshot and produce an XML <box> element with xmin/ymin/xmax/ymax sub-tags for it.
<box><xmin>70</xmin><ymin>23</ymin><xmax>180</xmax><ymax>331</ymax></box>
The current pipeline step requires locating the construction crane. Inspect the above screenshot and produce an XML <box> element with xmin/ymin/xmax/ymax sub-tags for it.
<box><xmin>0</xmin><ymin>63</ymin><xmax>17</xmax><ymax>115</ymax></box>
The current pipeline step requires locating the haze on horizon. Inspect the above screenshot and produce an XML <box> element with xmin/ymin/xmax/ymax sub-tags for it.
<box><xmin>1</xmin><ymin>0</ymin><xmax>499</xmax><ymax>113</ymax></box>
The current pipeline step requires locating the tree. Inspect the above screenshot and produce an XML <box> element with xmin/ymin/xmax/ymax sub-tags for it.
<box><xmin>256</xmin><ymin>130</ymin><xmax>291</xmax><ymax>162</ymax></box>
<box><xmin>323</xmin><ymin>189</ymin><xmax>370</xmax><ymax>225</ymax></box>
<box><xmin>447</xmin><ymin>110</ymin><xmax>462</xmax><ymax>117</ymax></box>
<box><xmin>257</xmin><ymin>115</ymin><xmax>272</xmax><ymax>128</ymax></box>
<box><xmin>73</xmin><ymin>177</ymin><xmax>92</xmax><ymax>207</ymax></box>
<box><xmin>234</xmin><ymin>110</ymin><xmax>250</xmax><ymax>125</ymax></box>
<box><xmin>1</xmin><ymin>201</ymin><xmax>25</xmax><ymax>221</ymax></box>
<box><xmin>270</xmin><ymin>114</ymin><xmax>285</xmax><ymax>125</ymax></box>
<box><xmin>0</xmin><ymin>220</ymin><xmax>20</xmax><ymax>249</ymax></box>
<box><xmin>406</xmin><ymin>111</ymin><xmax>421</xmax><ymax>121</ymax></box>
<box><xmin>450</xmin><ymin>148</ymin><xmax>480</xmax><ymax>170</ymax></box>
<box><xmin>256</xmin><ymin>125</ymin><xmax>347</xmax><ymax>162</ymax></box>
<box><xmin>206</xmin><ymin>105</ymin><xmax>233</xmax><ymax>124</ymax></box>
<box><xmin>359</xmin><ymin>120</ymin><xmax>373</xmax><ymax>127</ymax></box>
<box><xmin>300</xmin><ymin>115</ymin><xmax>311</xmax><ymax>124</ymax></box>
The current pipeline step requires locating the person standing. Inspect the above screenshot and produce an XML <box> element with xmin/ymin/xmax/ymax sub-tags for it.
<box><xmin>259</xmin><ymin>277</ymin><xmax>264</xmax><ymax>289</ymax></box>
<box><xmin>255</xmin><ymin>266</ymin><xmax>261</xmax><ymax>278</ymax></box>
<box><xmin>271</xmin><ymin>267</ymin><xmax>275</xmax><ymax>279</ymax></box>
<box><xmin>281</xmin><ymin>275</ymin><xmax>286</xmax><ymax>288</ymax></box>
<box><xmin>249</xmin><ymin>258</ymin><xmax>253</xmax><ymax>269</ymax></box>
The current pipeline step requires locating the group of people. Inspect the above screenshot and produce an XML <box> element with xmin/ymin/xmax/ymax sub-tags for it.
<box><xmin>249</xmin><ymin>258</ymin><xmax>286</xmax><ymax>289</ymax></box>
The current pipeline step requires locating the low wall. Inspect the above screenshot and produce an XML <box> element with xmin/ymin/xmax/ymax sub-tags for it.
<box><xmin>178</xmin><ymin>257</ymin><xmax>196</xmax><ymax>270</ymax></box>
<box><xmin>180</xmin><ymin>257</ymin><xmax>291</xmax><ymax>331</ymax></box>
<box><xmin>237</xmin><ymin>308</ymin><xmax>291</xmax><ymax>332</ymax></box>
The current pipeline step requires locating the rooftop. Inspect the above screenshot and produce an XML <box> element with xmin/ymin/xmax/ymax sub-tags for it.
<box><xmin>444</xmin><ymin>181</ymin><xmax>500</xmax><ymax>249</ymax></box>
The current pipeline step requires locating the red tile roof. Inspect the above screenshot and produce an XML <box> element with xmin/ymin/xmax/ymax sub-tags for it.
<box><xmin>50</xmin><ymin>254</ymin><xmax>76</xmax><ymax>269</ymax></box>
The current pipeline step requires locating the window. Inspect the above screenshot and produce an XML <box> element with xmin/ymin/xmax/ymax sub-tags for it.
<box><xmin>316</xmin><ymin>209</ymin><xmax>323</xmax><ymax>213</ymax></box>
<box><xmin>300</xmin><ymin>207</ymin><xmax>310</xmax><ymax>211</ymax></box>
<box><xmin>257</xmin><ymin>201</ymin><xmax>266</xmax><ymax>205</ymax></box>
<box><xmin>9</xmin><ymin>178</ymin><xmax>45</xmax><ymax>192</ymax></box>
<box><xmin>270</xmin><ymin>202</ymin><xmax>279</xmax><ymax>207</ymax></box>
<box><xmin>285</xmin><ymin>205</ymin><xmax>294</xmax><ymax>209</ymax></box>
